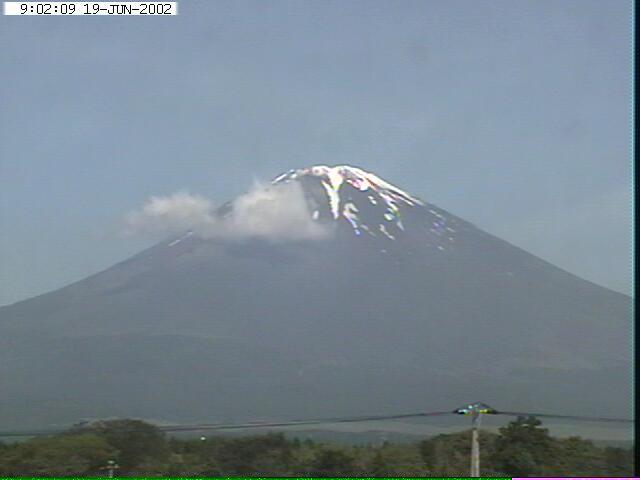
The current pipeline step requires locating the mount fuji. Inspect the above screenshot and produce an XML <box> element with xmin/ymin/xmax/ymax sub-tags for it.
<box><xmin>0</xmin><ymin>166</ymin><xmax>632</xmax><ymax>430</ymax></box>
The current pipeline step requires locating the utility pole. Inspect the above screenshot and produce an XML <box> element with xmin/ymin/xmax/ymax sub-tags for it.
<box><xmin>470</xmin><ymin>409</ymin><xmax>480</xmax><ymax>477</ymax></box>
<box><xmin>453</xmin><ymin>402</ymin><xmax>497</xmax><ymax>478</ymax></box>
<box><xmin>100</xmin><ymin>459</ymin><xmax>119</xmax><ymax>478</ymax></box>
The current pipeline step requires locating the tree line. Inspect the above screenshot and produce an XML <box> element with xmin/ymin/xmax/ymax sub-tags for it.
<box><xmin>0</xmin><ymin>416</ymin><xmax>632</xmax><ymax>476</ymax></box>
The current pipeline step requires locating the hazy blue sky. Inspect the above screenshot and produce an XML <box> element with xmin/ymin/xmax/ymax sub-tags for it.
<box><xmin>0</xmin><ymin>0</ymin><xmax>632</xmax><ymax>306</ymax></box>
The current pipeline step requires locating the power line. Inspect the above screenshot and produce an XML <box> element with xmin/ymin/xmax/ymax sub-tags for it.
<box><xmin>0</xmin><ymin>411</ymin><xmax>450</xmax><ymax>437</ymax></box>
<box><xmin>495</xmin><ymin>411</ymin><xmax>633</xmax><ymax>423</ymax></box>
<box><xmin>0</xmin><ymin>408</ymin><xmax>631</xmax><ymax>438</ymax></box>
<box><xmin>156</xmin><ymin>411</ymin><xmax>452</xmax><ymax>433</ymax></box>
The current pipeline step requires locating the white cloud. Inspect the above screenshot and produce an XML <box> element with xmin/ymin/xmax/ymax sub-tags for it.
<box><xmin>124</xmin><ymin>191</ymin><xmax>216</xmax><ymax>236</ymax></box>
<box><xmin>124</xmin><ymin>182</ymin><xmax>329</xmax><ymax>242</ymax></box>
<box><xmin>224</xmin><ymin>181</ymin><xmax>329</xmax><ymax>240</ymax></box>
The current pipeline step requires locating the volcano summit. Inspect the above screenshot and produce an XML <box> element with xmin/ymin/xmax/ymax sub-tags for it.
<box><xmin>0</xmin><ymin>166</ymin><xmax>632</xmax><ymax>430</ymax></box>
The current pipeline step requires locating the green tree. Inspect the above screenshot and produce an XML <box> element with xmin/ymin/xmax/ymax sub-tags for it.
<box><xmin>550</xmin><ymin>436</ymin><xmax>605</xmax><ymax>476</ymax></box>
<box><xmin>212</xmin><ymin>433</ymin><xmax>294</xmax><ymax>475</ymax></box>
<box><xmin>0</xmin><ymin>433</ymin><xmax>117</xmax><ymax>476</ymax></box>
<box><xmin>492</xmin><ymin>416</ymin><xmax>556</xmax><ymax>476</ymax></box>
<box><xmin>603</xmin><ymin>446</ymin><xmax>634</xmax><ymax>476</ymax></box>
<box><xmin>77</xmin><ymin>419</ymin><xmax>168</xmax><ymax>471</ymax></box>
<box><xmin>310</xmin><ymin>448</ymin><xmax>357</xmax><ymax>477</ymax></box>
<box><xmin>369</xmin><ymin>451</ymin><xmax>389</xmax><ymax>476</ymax></box>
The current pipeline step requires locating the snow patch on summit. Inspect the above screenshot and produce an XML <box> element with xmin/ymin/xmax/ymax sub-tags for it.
<box><xmin>272</xmin><ymin>165</ymin><xmax>424</xmax><ymax>239</ymax></box>
<box><xmin>276</xmin><ymin>165</ymin><xmax>422</xmax><ymax>204</ymax></box>
<box><xmin>127</xmin><ymin>165</ymin><xmax>457</xmax><ymax>249</ymax></box>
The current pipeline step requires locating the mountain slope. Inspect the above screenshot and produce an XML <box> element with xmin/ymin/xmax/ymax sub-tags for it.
<box><xmin>0</xmin><ymin>165</ymin><xmax>632</xmax><ymax>430</ymax></box>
